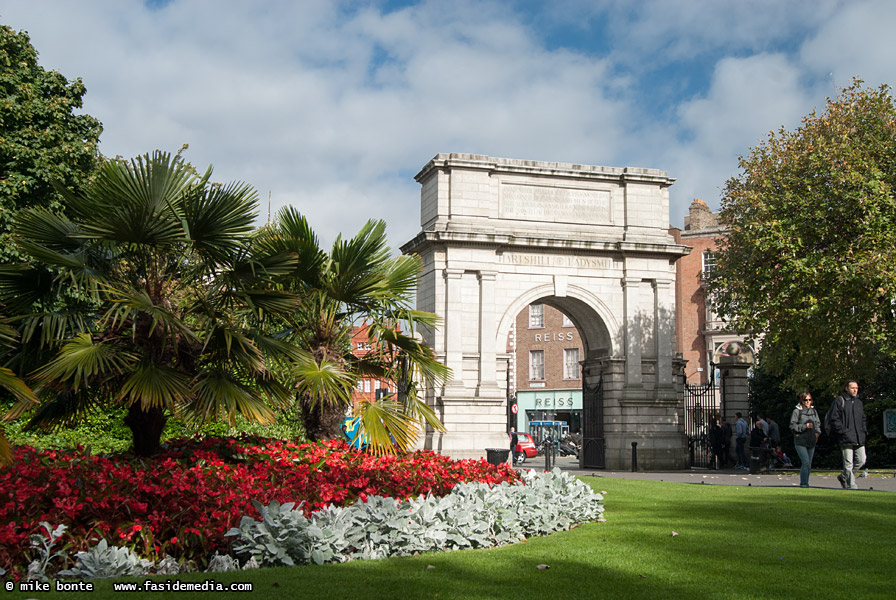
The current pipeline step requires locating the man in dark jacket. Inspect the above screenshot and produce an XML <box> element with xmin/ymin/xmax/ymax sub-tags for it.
<box><xmin>829</xmin><ymin>380</ymin><xmax>867</xmax><ymax>490</ymax></box>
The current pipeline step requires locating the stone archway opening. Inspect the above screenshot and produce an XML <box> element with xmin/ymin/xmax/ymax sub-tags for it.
<box><xmin>401</xmin><ymin>153</ymin><xmax>691</xmax><ymax>469</ymax></box>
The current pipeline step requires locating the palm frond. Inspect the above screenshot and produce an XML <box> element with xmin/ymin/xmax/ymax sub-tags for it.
<box><xmin>71</xmin><ymin>151</ymin><xmax>196</xmax><ymax>246</ymax></box>
<box><xmin>102</xmin><ymin>286</ymin><xmax>199</xmax><ymax>345</ymax></box>
<box><xmin>0</xmin><ymin>264</ymin><xmax>59</xmax><ymax>315</ymax></box>
<box><xmin>13</xmin><ymin>207</ymin><xmax>85</xmax><ymax>255</ymax></box>
<box><xmin>0</xmin><ymin>366</ymin><xmax>40</xmax><ymax>407</ymax></box>
<box><xmin>200</xmin><ymin>326</ymin><xmax>265</xmax><ymax>372</ymax></box>
<box><xmin>326</xmin><ymin>220</ymin><xmax>393</xmax><ymax>303</ymax></box>
<box><xmin>35</xmin><ymin>333</ymin><xmax>138</xmax><ymax>391</ymax></box>
<box><xmin>253</xmin><ymin>207</ymin><xmax>326</xmax><ymax>287</ymax></box>
<box><xmin>0</xmin><ymin>366</ymin><xmax>40</xmax><ymax>428</ymax></box>
<box><xmin>184</xmin><ymin>369</ymin><xmax>277</xmax><ymax>425</ymax></box>
<box><xmin>352</xmin><ymin>398</ymin><xmax>421</xmax><ymax>455</ymax></box>
<box><xmin>291</xmin><ymin>349</ymin><xmax>354</xmax><ymax>408</ymax></box>
<box><xmin>0</xmin><ymin>427</ymin><xmax>10</xmax><ymax>466</ymax></box>
<box><xmin>182</xmin><ymin>180</ymin><xmax>258</xmax><ymax>263</ymax></box>
<box><xmin>398</xmin><ymin>394</ymin><xmax>446</xmax><ymax>433</ymax></box>
<box><xmin>118</xmin><ymin>362</ymin><xmax>191</xmax><ymax>411</ymax></box>
<box><xmin>20</xmin><ymin>390</ymin><xmax>96</xmax><ymax>431</ymax></box>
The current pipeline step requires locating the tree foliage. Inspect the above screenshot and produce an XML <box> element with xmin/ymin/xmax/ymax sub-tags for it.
<box><xmin>0</xmin><ymin>150</ymin><xmax>299</xmax><ymax>456</ymax></box>
<box><xmin>0</xmin><ymin>25</ymin><xmax>102</xmax><ymax>262</ymax></box>
<box><xmin>708</xmin><ymin>81</ymin><xmax>896</xmax><ymax>392</ymax></box>
<box><xmin>254</xmin><ymin>208</ymin><xmax>448</xmax><ymax>454</ymax></box>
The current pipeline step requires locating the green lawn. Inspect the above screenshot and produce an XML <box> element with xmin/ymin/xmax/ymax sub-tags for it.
<box><xmin>8</xmin><ymin>477</ymin><xmax>895</xmax><ymax>599</ymax></box>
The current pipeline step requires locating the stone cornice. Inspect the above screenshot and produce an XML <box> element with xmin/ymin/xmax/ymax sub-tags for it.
<box><xmin>401</xmin><ymin>229</ymin><xmax>690</xmax><ymax>258</ymax></box>
<box><xmin>415</xmin><ymin>153</ymin><xmax>675</xmax><ymax>187</ymax></box>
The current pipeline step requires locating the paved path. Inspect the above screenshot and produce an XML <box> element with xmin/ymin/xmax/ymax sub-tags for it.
<box><xmin>519</xmin><ymin>455</ymin><xmax>896</xmax><ymax>492</ymax></box>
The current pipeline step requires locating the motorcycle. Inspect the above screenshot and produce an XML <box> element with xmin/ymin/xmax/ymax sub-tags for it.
<box><xmin>559</xmin><ymin>436</ymin><xmax>579</xmax><ymax>458</ymax></box>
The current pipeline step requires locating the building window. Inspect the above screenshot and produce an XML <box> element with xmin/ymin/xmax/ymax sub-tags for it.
<box><xmin>356</xmin><ymin>341</ymin><xmax>370</xmax><ymax>350</ymax></box>
<box><xmin>562</xmin><ymin>313</ymin><xmax>575</xmax><ymax>328</ymax></box>
<box><xmin>364</xmin><ymin>380</ymin><xmax>371</xmax><ymax>393</ymax></box>
<box><xmin>529</xmin><ymin>304</ymin><xmax>544</xmax><ymax>328</ymax></box>
<box><xmin>529</xmin><ymin>350</ymin><xmax>545</xmax><ymax>380</ymax></box>
<box><xmin>702</xmin><ymin>251</ymin><xmax>716</xmax><ymax>279</ymax></box>
<box><xmin>356</xmin><ymin>380</ymin><xmax>364</xmax><ymax>392</ymax></box>
<box><xmin>564</xmin><ymin>348</ymin><xmax>580</xmax><ymax>379</ymax></box>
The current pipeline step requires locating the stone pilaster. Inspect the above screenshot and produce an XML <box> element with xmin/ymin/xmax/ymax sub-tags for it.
<box><xmin>623</xmin><ymin>277</ymin><xmax>643</xmax><ymax>395</ymax></box>
<box><xmin>476</xmin><ymin>271</ymin><xmax>502</xmax><ymax>397</ymax></box>
<box><xmin>443</xmin><ymin>268</ymin><xmax>465</xmax><ymax>392</ymax></box>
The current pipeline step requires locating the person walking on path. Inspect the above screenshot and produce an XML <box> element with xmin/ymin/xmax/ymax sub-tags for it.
<box><xmin>829</xmin><ymin>380</ymin><xmax>867</xmax><ymax>490</ymax></box>
<box><xmin>790</xmin><ymin>392</ymin><xmax>821</xmax><ymax>487</ymax></box>
<box><xmin>735</xmin><ymin>412</ymin><xmax>749</xmax><ymax>470</ymax></box>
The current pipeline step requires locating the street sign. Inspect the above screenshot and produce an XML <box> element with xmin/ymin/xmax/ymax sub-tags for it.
<box><xmin>511</xmin><ymin>402</ymin><xmax>519</xmax><ymax>414</ymax></box>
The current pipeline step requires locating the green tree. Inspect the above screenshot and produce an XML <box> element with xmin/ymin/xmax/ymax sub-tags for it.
<box><xmin>255</xmin><ymin>208</ymin><xmax>448</xmax><ymax>453</ymax></box>
<box><xmin>1</xmin><ymin>25</ymin><xmax>102</xmax><ymax>262</ymax></box>
<box><xmin>708</xmin><ymin>80</ymin><xmax>896</xmax><ymax>392</ymax></box>
<box><xmin>0</xmin><ymin>150</ymin><xmax>299</xmax><ymax>456</ymax></box>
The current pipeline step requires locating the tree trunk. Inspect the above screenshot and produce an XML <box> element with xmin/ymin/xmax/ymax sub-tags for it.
<box><xmin>124</xmin><ymin>404</ymin><xmax>168</xmax><ymax>457</ymax></box>
<box><xmin>300</xmin><ymin>395</ymin><xmax>347</xmax><ymax>441</ymax></box>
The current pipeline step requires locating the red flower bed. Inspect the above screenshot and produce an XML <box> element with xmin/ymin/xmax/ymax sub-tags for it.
<box><xmin>0</xmin><ymin>436</ymin><xmax>518</xmax><ymax>579</ymax></box>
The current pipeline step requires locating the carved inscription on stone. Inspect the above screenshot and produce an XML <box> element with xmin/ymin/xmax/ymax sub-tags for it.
<box><xmin>496</xmin><ymin>254</ymin><xmax>613</xmax><ymax>269</ymax></box>
<box><xmin>500</xmin><ymin>184</ymin><xmax>611</xmax><ymax>224</ymax></box>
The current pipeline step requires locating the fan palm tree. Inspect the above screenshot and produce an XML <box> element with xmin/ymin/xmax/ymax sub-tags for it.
<box><xmin>254</xmin><ymin>207</ymin><xmax>448</xmax><ymax>454</ymax></box>
<box><xmin>0</xmin><ymin>323</ymin><xmax>39</xmax><ymax>465</ymax></box>
<box><xmin>0</xmin><ymin>150</ymin><xmax>299</xmax><ymax>456</ymax></box>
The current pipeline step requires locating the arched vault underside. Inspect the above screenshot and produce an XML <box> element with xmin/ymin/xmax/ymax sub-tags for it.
<box><xmin>401</xmin><ymin>153</ymin><xmax>691</xmax><ymax>469</ymax></box>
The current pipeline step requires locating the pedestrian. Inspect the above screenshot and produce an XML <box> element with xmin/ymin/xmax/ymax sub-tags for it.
<box><xmin>735</xmin><ymin>412</ymin><xmax>749</xmax><ymax>470</ymax></box>
<box><xmin>750</xmin><ymin>418</ymin><xmax>769</xmax><ymax>471</ymax></box>
<box><xmin>757</xmin><ymin>414</ymin><xmax>769</xmax><ymax>437</ymax></box>
<box><xmin>708</xmin><ymin>417</ymin><xmax>724</xmax><ymax>470</ymax></box>
<box><xmin>767</xmin><ymin>417</ymin><xmax>781</xmax><ymax>447</ymax></box>
<box><xmin>790</xmin><ymin>392</ymin><xmax>821</xmax><ymax>487</ymax></box>
<box><xmin>720</xmin><ymin>417</ymin><xmax>732</xmax><ymax>468</ymax></box>
<box><xmin>829</xmin><ymin>380</ymin><xmax>867</xmax><ymax>490</ymax></box>
<box><xmin>509</xmin><ymin>427</ymin><xmax>519</xmax><ymax>464</ymax></box>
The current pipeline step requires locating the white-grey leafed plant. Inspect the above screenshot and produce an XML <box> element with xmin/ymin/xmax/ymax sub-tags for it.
<box><xmin>58</xmin><ymin>539</ymin><xmax>152</xmax><ymax>579</ymax></box>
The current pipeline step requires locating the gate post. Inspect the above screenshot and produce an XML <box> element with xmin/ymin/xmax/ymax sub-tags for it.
<box><xmin>718</xmin><ymin>343</ymin><xmax>752</xmax><ymax>455</ymax></box>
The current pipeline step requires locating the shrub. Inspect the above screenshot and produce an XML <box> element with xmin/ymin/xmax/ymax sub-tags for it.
<box><xmin>226</xmin><ymin>468</ymin><xmax>604</xmax><ymax>566</ymax></box>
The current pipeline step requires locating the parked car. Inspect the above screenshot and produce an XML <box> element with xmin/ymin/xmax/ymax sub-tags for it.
<box><xmin>510</xmin><ymin>432</ymin><xmax>538</xmax><ymax>463</ymax></box>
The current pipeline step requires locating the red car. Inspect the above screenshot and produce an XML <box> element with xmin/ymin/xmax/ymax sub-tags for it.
<box><xmin>510</xmin><ymin>432</ymin><xmax>538</xmax><ymax>463</ymax></box>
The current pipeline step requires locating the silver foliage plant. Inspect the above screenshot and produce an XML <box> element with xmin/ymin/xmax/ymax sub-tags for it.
<box><xmin>58</xmin><ymin>539</ymin><xmax>153</xmax><ymax>579</ymax></box>
<box><xmin>226</xmin><ymin>468</ymin><xmax>604</xmax><ymax>567</ymax></box>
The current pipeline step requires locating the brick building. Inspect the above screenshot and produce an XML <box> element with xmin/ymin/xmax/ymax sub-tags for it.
<box><xmin>350</xmin><ymin>323</ymin><xmax>397</xmax><ymax>406</ymax></box>
<box><xmin>508</xmin><ymin>304</ymin><xmax>584</xmax><ymax>437</ymax></box>
<box><xmin>670</xmin><ymin>199</ymin><xmax>750</xmax><ymax>384</ymax></box>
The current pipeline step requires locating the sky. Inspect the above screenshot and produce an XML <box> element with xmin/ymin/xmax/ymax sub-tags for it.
<box><xmin>3</xmin><ymin>0</ymin><xmax>896</xmax><ymax>249</ymax></box>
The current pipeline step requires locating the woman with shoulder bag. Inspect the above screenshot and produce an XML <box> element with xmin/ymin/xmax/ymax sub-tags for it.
<box><xmin>790</xmin><ymin>392</ymin><xmax>822</xmax><ymax>487</ymax></box>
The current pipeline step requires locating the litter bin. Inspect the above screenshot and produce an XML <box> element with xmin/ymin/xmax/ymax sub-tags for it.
<box><xmin>749</xmin><ymin>452</ymin><xmax>761</xmax><ymax>474</ymax></box>
<box><xmin>485</xmin><ymin>448</ymin><xmax>510</xmax><ymax>465</ymax></box>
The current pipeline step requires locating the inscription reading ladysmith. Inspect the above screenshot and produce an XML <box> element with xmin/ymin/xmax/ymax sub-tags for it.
<box><xmin>501</xmin><ymin>184</ymin><xmax>611</xmax><ymax>224</ymax></box>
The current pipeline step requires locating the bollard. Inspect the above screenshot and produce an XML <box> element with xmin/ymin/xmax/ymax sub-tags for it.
<box><xmin>631</xmin><ymin>441</ymin><xmax>638</xmax><ymax>472</ymax></box>
<box><xmin>544</xmin><ymin>441</ymin><xmax>552</xmax><ymax>471</ymax></box>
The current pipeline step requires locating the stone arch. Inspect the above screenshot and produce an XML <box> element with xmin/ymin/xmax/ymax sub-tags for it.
<box><xmin>496</xmin><ymin>284</ymin><xmax>617</xmax><ymax>360</ymax></box>
<box><xmin>401</xmin><ymin>153</ymin><xmax>690</xmax><ymax>468</ymax></box>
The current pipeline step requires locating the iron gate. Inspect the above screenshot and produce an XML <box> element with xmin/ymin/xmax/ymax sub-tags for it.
<box><xmin>582</xmin><ymin>371</ymin><xmax>605</xmax><ymax>469</ymax></box>
<box><xmin>683</xmin><ymin>362</ymin><xmax>723</xmax><ymax>468</ymax></box>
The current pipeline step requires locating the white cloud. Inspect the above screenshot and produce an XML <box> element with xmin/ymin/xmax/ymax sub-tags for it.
<box><xmin>799</xmin><ymin>0</ymin><xmax>896</xmax><ymax>89</ymax></box>
<box><xmin>659</xmin><ymin>53</ymin><xmax>814</xmax><ymax>220</ymax></box>
<box><xmin>2</xmin><ymin>0</ymin><xmax>894</xmax><ymax>241</ymax></box>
